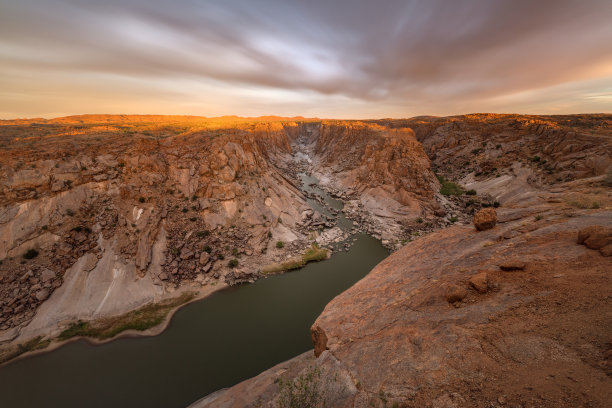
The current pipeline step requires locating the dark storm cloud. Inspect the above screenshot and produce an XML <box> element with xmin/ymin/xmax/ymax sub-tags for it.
<box><xmin>1</xmin><ymin>0</ymin><xmax>611</xmax><ymax>117</ymax></box>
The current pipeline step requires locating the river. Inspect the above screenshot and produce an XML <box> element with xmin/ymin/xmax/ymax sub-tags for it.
<box><xmin>0</xmin><ymin>174</ymin><xmax>388</xmax><ymax>408</ymax></box>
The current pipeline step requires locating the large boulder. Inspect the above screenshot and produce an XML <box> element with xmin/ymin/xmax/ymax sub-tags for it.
<box><xmin>577</xmin><ymin>226</ymin><xmax>612</xmax><ymax>256</ymax></box>
<box><xmin>473</xmin><ymin>208</ymin><xmax>497</xmax><ymax>231</ymax></box>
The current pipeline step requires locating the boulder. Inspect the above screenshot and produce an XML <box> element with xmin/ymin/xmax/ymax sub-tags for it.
<box><xmin>180</xmin><ymin>248</ymin><xmax>194</xmax><ymax>260</ymax></box>
<box><xmin>35</xmin><ymin>289</ymin><xmax>50</xmax><ymax>301</ymax></box>
<box><xmin>199</xmin><ymin>252</ymin><xmax>210</xmax><ymax>265</ymax></box>
<box><xmin>445</xmin><ymin>285</ymin><xmax>467</xmax><ymax>303</ymax></box>
<box><xmin>40</xmin><ymin>268</ymin><xmax>56</xmax><ymax>283</ymax></box>
<box><xmin>577</xmin><ymin>226</ymin><xmax>612</xmax><ymax>256</ymax></box>
<box><xmin>473</xmin><ymin>208</ymin><xmax>497</xmax><ymax>231</ymax></box>
<box><xmin>469</xmin><ymin>272</ymin><xmax>489</xmax><ymax>293</ymax></box>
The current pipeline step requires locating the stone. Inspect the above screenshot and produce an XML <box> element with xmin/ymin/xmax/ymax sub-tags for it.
<box><xmin>180</xmin><ymin>248</ymin><xmax>194</xmax><ymax>260</ymax></box>
<box><xmin>445</xmin><ymin>285</ymin><xmax>468</xmax><ymax>303</ymax></box>
<box><xmin>40</xmin><ymin>268</ymin><xmax>56</xmax><ymax>283</ymax></box>
<box><xmin>469</xmin><ymin>272</ymin><xmax>489</xmax><ymax>293</ymax></box>
<box><xmin>158</xmin><ymin>272</ymin><xmax>169</xmax><ymax>281</ymax></box>
<box><xmin>199</xmin><ymin>252</ymin><xmax>210</xmax><ymax>265</ymax></box>
<box><xmin>473</xmin><ymin>208</ymin><xmax>497</xmax><ymax>231</ymax></box>
<box><xmin>499</xmin><ymin>260</ymin><xmax>526</xmax><ymax>271</ymax></box>
<box><xmin>35</xmin><ymin>289</ymin><xmax>50</xmax><ymax>301</ymax></box>
<box><xmin>577</xmin><ymin>226</ymin><xmax>612</xmax><ymax>256</ymax></box>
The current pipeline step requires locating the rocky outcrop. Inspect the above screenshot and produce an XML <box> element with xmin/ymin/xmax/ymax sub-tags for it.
<box><xmin>207</xmin><ymin>209</ymin><xmax>612</xmax><ymax>407</ymax></box>
<box><xmin>303</xmin><ymin>122</ymin><xmax>440</xmax><ymax>248</ymax></box>
<box><xmin>0</xmin><ymin>116</ymin><xmax>313</xmax><ymax>344</ymax></box>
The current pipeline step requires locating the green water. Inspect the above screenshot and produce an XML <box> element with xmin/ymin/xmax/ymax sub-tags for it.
<box><xmin>0</xmin><ymin>175</ymin><xmax>389</xmax><ymax>408</ymax></box>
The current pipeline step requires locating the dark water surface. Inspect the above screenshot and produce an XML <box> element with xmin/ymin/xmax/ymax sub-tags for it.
<box><xmin>0</xmin><ymin>174</ymin><xmax>388</xmax><ymax>408</ymax></box>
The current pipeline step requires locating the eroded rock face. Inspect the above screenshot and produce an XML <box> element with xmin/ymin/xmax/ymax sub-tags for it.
<box><xmin>0</xmin><ymin>116</ymin><xmax>310</xmax><ymax>337</ymax></box>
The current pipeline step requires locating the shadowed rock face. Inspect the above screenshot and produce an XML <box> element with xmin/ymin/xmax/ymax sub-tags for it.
<box><xmin>0</xmin><ymin>117</ymin><xmax>311</xmax><ymax>339</ymax></box>
<box><xmin>0</xmin><ymin>115</ymin><xmax>441</xmax><ymax>356</ymax></box>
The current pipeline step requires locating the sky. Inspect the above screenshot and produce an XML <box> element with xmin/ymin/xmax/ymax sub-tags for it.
<box><xmin>1</xmin><ymin>0</ymin><xmax>612</xmax><ymax>119</ymax></box>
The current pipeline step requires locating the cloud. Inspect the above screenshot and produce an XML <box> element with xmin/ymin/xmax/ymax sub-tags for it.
<box><xmin>0</xmin><ymin>0</ymin><xmax>611</xmax><ymax>118</ymax></box>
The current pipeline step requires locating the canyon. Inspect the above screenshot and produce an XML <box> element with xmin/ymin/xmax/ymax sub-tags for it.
<box><xmin>0</xmin><ymin>114</ymin><xmax>610</xmax><ymax>407</ymax></box>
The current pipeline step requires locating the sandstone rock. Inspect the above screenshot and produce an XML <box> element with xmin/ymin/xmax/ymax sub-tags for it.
<box><xmin>469</xmin><ymin>272</ymin><xmax>489</xmax><ymax>293</ymax></box>
<box><xmin>35</xmin><ymin>288</ymin><xmax>50</xmax><ymax>301</ymax></box>
<box><xmin>180</xmin><ymin>248</ymin><xmax>194</xmax><ymax>260</ymax></box>
<box><xmin>445</xmin><ymin>285</ymin><xmax>467</xmax><ymax>303</ymax></box>
<box><xmin>311</xmin><ymin>324</ymin><xmax>328</xmax><ymax>357</ymax></box>
<box><xmin>499</xmin><ymin>260</ymin><xmax>526</xmax><ymax>271</ymax></box>
<box><xmin>199</xmin><ymin>252</ymin><xmax>210</xmax><ymax>265</ymax></box>
<box><xmin>473</xmin><ymin>208</ymin><xmax>497</xmax><ymax>231</ymax></box>
<box><xmin>40</xmin><ymin>268</ymin><xmax>56</xmax><ymax>283</ymax></box>
<box><xmin>577</xmin><ymin>225</ymin><xmax>612</xmax><ymax>256</ymax></box>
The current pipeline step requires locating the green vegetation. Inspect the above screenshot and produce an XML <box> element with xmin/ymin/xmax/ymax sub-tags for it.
<box><xmin>262</xmin><ymin>244</ymin><xmax>328</xmax><ymax>274</ymax></box>
<box><xmin>278</xmin><ymin>365</ymin><xmax>324</xmax><ymax>408</ymax></box>
<box><xmin>416</xmin><ymin>217</ymin><xmax>423</xmax><ymax>224</ymax></box>
<box><xmin>58</xmin><ymin>292</ymin><xmax>195</xmax><ymax>341</ymax></box>
<box><xmin>465</xmin><ymin>189</ymin><xmax>477</xmax><ymax>195</ymax></box>
<box><xmin>276</xmin><ymin>240</ymin><xmax>285</xmax><ymax>249</ymax></box>
<box><xmin>436</xmin><ymin>175</ymin><xmax>464</xmax><ymax>196</ymax></box>
<box><xmin>23</xmin><ymin>248</ymin><xmax>39</xmax><ymax>259</ymax></box>
<box><xmin>228</xmin><ymin>259</ymin><xmax>239</xmax><ymax>268</ymax></box>
<box><xmin>0</xmin><ymin>336</ymin><xmax>51</xmax><ymax>364</ymax></box>
<box><xmin>535</xmin><ymin>215</ymin><xmax>543</xmax><ymax>221</ymax></box>
<box><xmin>448</xmin><ymin>216</ymin><xmax>458</xmax><ymax>223</ymax></box>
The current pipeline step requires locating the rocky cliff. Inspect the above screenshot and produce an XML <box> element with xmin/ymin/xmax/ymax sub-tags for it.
<box><xmin>0</xmin><ymin>115</ymin><xmax>440</xmax><ymax>360</ymax></box>
<box><xmin>191</xmin><ymin>114</ymin><xmax>611</xmax><ymax>408</ymax></box>
<box><xmin>0</xmin><ymin>116</ymin><xmax>312</xmax><ymax>345</ymax></box>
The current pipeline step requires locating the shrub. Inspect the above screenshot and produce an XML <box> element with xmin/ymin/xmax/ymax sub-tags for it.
<box><xmin>196</xmin><ymin>231</ymin><xmax>209</xmax><ymax>238</ymax></box>
<box><xmin>276</xmin><ymin>241</ymin><xmax>285</xmax><ymax>249</ymax></box>
<box><xmin>218</xmin><ymin>254</ymin><xmax>225</xmax><ymax>260</ymax></box>
<box><xmin>228</xmin><ymin>259</ymin><xmax>239</xmax><ymax>268</ymax></box>
<box><xmin>66</xmin><ymin>209</ymin><xmax>75</xmax><ymax>216</ymax></box>
<box><xmin>189</xmin><ymin>217</ymin><xmax>197</xmax><ymax>222</ymax></box>
<box><xmin>437</xmin><ymin>175</ymin><xmax>464</xmax><ymax>196</ymax></box>
<box><xmin>268</xmin><ymin>231</ymin><xmax>273</xmax><ymax>238</ymax></box>
<box><xmin>416</xmin><ymin>217</ymin><xmax>423</xmax><ymax>224</ymax></box>
<box><xmin>181</xmin><ymin>208</ymin><xmax>188</xmax><ymax>213</ymax></box>
<box><xmin>23</xmin><ymin>249</ymin><xmax>39</xmax><ymax>259</ymax></box>
<box><xmin>531</xmin><ymin>156</ymin><xmax>541</xmax><ymax>162</ymax></box>
<box><xmin>138</xmin><ymin>197</ymin><xmax>145</xmax><ymax>203</ymax></box>
<box><xmin>448</xmin><ymin>216</ymin><xmax>458</xmax><ymax>223</ymax></box>
<box><xmin>493</xmin><ymin>201</ymin><xmax>500</xmax><ymax>208</ymax></box>
<box><xmin>466</xmin><ymin>189</ymin><xmax>477</xmax><ymax>195</ymax></box>
<box><xmin>204</xmin><ymin>245</ymin><xmax>212</xmax><ymax>253</ymax></box>
<box><xmin>278</xmin><ymin>366</ymin><xmax>323</xmax><ymax>408</ymax></box>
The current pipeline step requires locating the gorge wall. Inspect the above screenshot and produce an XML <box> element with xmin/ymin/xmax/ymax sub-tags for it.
<box><xmin>0</xmin><ymin>115</ymin><xmax>438</xmax><ymax>356</ymax></box>
<box><xmin>191</xmin><ymin>114</ymin><xmax>612</xmax><ymax>408</ymax></box>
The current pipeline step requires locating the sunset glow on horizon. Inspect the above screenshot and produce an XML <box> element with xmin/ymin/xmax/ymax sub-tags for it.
<box><xmin>1</xmin><ymin>0</ymin><xmax>612</xmax><ymax>119</ymax></box>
